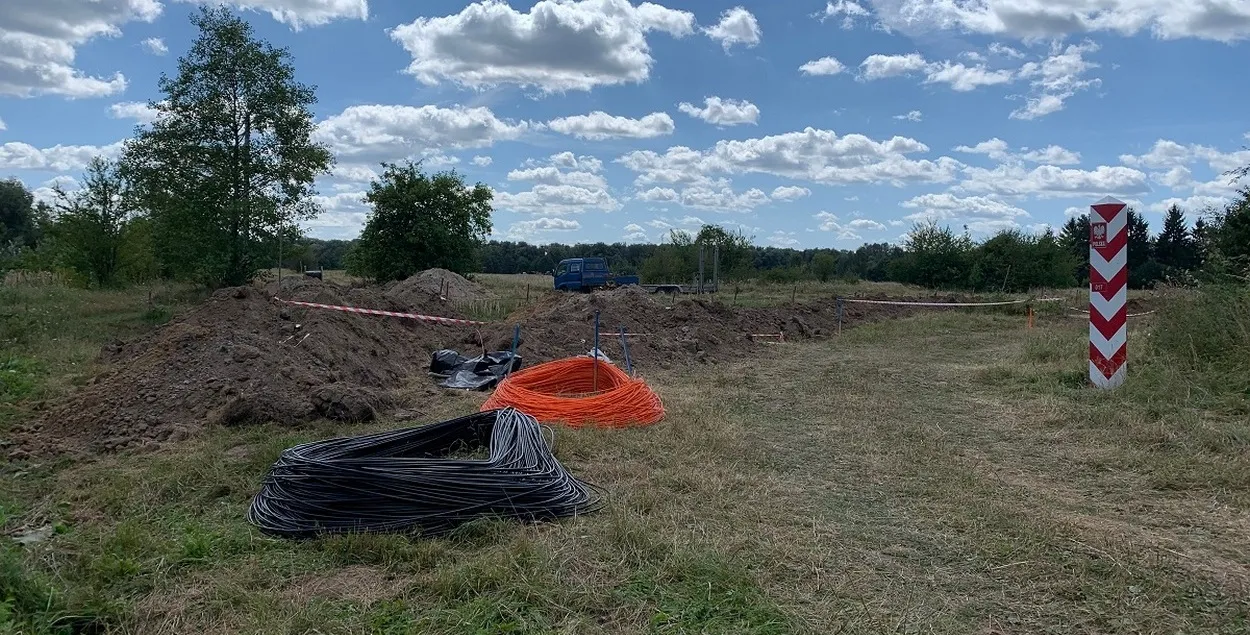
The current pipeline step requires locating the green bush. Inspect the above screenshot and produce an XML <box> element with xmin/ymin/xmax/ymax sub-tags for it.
<box><xmin>1147</xmin><ymin>284</ymin><xmax>1250</xmax><ymax>407</ymax></box>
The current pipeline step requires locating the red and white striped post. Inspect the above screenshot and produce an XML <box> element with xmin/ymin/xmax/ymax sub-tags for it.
<box><xmin>1089</xmin><ymin>196</ymin><xmax>1128</xmax><ymax>389</ymax></box>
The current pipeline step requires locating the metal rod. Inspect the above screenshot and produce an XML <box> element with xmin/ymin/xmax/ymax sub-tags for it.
<box><xmin>505</xmin><ymin>324</ymin><xmax>521</xmax><ymax>378</ymax></box>
<box><xmin>713</xmin><ymin>243</ymin><xmax>720</xmax><ymax>293</ymax></box>
<box><xmin>619</xmin><ymin>325</ymin><xmax>633</xmax><ymax>375</ymax></box>
<box><xmin>593</xmin><ymin>310</ymin><xmax>600</xmax><ymax>392</ymax></box>
<box><xmin>836</xmin><ymin>297</ymin><xmax>843</xmax><ymax>336</ymax></box>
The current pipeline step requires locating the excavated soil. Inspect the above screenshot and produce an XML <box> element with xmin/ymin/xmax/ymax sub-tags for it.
<box><xmin>20</xmin><ymin>276</ymin><xmax>475</xmax><ymax>455</ymax></box>
<box><xmin>17</xmin><ymin>281</ymin><xmax>952</xmax><ymax>456</ymax></box>
<box><xmin>385</xmin><ymin>268</ymin><xmax>492</xmax><ymax>306</ymax></box>
<box><xmin>484</xmin><ymin>286</ymin><xmax>910</xmax><ymax>368</ymax></box>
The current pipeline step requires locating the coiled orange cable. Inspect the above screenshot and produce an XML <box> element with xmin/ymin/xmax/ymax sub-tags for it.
<box><xmin>481</xmin><ymin>357</ymin><xmax>665</xmax><ymax>428</ymax></box>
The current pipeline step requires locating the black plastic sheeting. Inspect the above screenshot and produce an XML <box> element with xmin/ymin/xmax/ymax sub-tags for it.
<box><xmin>430</xmin><ymin>349</ymin><xmax>522</xmax><ymax>390</ymax></box>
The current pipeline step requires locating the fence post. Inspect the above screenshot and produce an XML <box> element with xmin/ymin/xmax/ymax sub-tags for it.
<box><xmin>593</xmin><ymin>310</ymin><xmax>601</xmax><ymax>392</ymax></box>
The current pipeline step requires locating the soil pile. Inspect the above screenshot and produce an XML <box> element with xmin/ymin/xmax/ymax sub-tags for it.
<box><xmin>487</xmin><ymin>286</ymin><xmax>906</xmax><ymax>368</ymax></box>
<box><xmin>22</xmin><ymin>277</ymin><xmax>475</xmax><ymax>455</ymax></box>
<box><xmin>385</xmin><ymin>269</ymin><xmax>492</xmax><ymax>307</ymax></box>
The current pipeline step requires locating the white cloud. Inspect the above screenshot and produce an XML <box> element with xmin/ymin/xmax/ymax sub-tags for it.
<box><xmin>1148</xmin><ymin>195</ymin><xmax>1235</xmax><ymax>214</ymax></box>
<box><xmin>771</xmin><ymin>185</ymin><xmax>811</xmax><ymax>201</ymax></box>
<box><xmin>547</xmin><ymin>111</ymin><xmax>674</xmax><ymax>140</ymax></box>
<box><xmin>954</xmin><ymin>138</ymin><xmax>1080</xmax><ymax>165</ymax></box>
<box><xmin>677</xmin><ymin>97</ymin><xmax>759</xmax><ymax>126</ymax></box>
<box><xmin>677</xmin><ymin>215</ymin><xmax>705</xmax><ymax>226</ymax></box>
<box><xmin>1010</xmin><ymin>41</ymin><xmax>1101</xmax><ymax>120</ymax></box>
<box><xmin>799</xmin><ymin>56</ymin><xmax>847</xmax><ymax>76</ymax></box>
<box><xmin>859</xmin><ymin>53</ymin><xmax>928</xmax><ymax>80</ymax></box>
<box><xmin>646</xmin><ymin>219</ymin><xmax>672</xmax><ymax>229</ymax></box>
<box><xmin>959</xmin><ymin>163</ymin><xmax>1150</xmax><ymax>198</ymax></box>
<box><xmin>845</xmin><ymin>195</ymin><xmax>859</xmax><ymax>201</ymax></box>
<box><xmin>388</xmin><ymin>0</ymin><xmax>695</xmax><ymax>92</ymax></box>
<box><xmin>1</xmin><ymin>1</ymin><xmax>365</xmax><ymax>99</ymax></box>
<box><xmin>901</xmin><ymin>193</ymin><xmax>1029</xmax><ymax>222</ymax></box>
<box><xmin>306</xmin><ymin>190</ymin><xmax>369</xmax><ymax>239</ymax></box>
<box><xmin>0</xmin><ymin>140</ymin><xmax>123</xmax><ymax>172</ymax></box>
<box><xmin>814</xmin><ymin>211</ymin><xmax>863</xmax><ymax>240</ymax></box>
<box><xmin>618</xmin><ymin>127</ymin><xmax>962</xmax><ymax>188</ymax></box>
<box><xmin>495</xmin><ymin>184</ymin><xmax>621</xmax><ymax>215</ymax></box>
<box><xmin>821</xmin><ymin>0</ymin><xmax>871</xmax><ymax>29</ymax></box>
<box><xmin>314</xmin><ymin>104</ymin><xmax>530</xmax><ymax>158</ymax></box>
<box><xmin>108</xmin><ymin>101</ymin><xmax>158</xmax><ymax>124</ymax></box>
<box><xmin>1064</xmin><ymin>206</ymin><xmax>1085</xmax><ymax>218</ymax></box>
<box><xmin>889</xmin><ymin>219</ymin><xmax>905</xmax><ymax>227</ymax></box>
<box><xmin>703</xmin><ymin>7</ymin><xmax>762</xmax><ymax>50</ymax></box>
<box><xmin>547</xmin><ymin>151</ymin><xmax>604</xmax><ymax>172</ymax></box>
<box><xmin>0</xmin><ymin>117</ymin><xmax>5</xmax><ymax>131</ymax></box>
<box><xmin>329</xmin><ymin>164</ymin><xmax>379</xmax><ymax>183</ymax></box>
<box><xmin>1019</xmin><ymin>145</ymin><xmax>1081</xmax><ymax>165</ymax></box>
<box><xmin>848</xmin><ymin>218</ymin><xmax>887</xmax><ymax>230</ymax></box>
<box><xmin>893</xmin><ymin>110</ymin><xmax>923</xmax><ymax>122</ymax></box>
<box><xmin>507</xmin><ymin>165</ymin><xmax>608</xmax><ymax>190</ymax></box>
<box><xmin>1155</xmin><ymin>166</ymin><xmax>1195</xmax><ymax>188</ymax></box>
<box><xmin>923</xmin><ymin>62</ymin><xmax>1014</xmax><ymax>91</ymax></box>
<box><xmin>988</xmin><ymin>42</ymin><xmax>1024</xmax><ymax>58</ymax></box>
<box><xmin>623</xmin><ymin>222</ymin><xmax>647</xmax><ymax>240</ymax></box>
<box><xmin>471</xmin><ymin>155</ymin><xmax>492</xmax><ymax>166</ymax></box>
<box><xmin>507</xmin><ymin>216</ymin><xmax>581</xmax><ymax>239</ymax></box>
<box><xmin>140</xmin><ymin>37</ymin><xmax>167</xmax><ymax>56</ymax></box>
<box><xmin>768</xmin><ymin>230</ymin><xmax>799</xmax><ymax>246</ymax></box>
<box><xmin>867</xmin><ymin>0</ymin><xmax>1250</xmax><ymax>42</ymax></box>
<box><xmin>637</xmin><ymin>184</ymin><xmax>769</xmax><ymax>212</ymax></box>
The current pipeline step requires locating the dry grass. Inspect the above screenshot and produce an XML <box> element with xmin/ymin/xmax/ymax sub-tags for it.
<box><xmin>3</xmin><ymin>286</ymin><xmax>1248</xmax><ymax>633</ymax></box>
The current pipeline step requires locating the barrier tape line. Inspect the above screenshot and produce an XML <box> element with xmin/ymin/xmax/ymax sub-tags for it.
<box><xmin>1069</xmin><ymin>307</ymin><xmax>1157</xmax><ymax>318</ymax></box>
<box><xmin>274</xmin><ymin>297</ymin><xmax>488</xmax><ymax>326</ymax></box>
<box><xmin>839</xmin><ymin>297</ymin><xmax>1064</xmax><ymax>307</ymax></box>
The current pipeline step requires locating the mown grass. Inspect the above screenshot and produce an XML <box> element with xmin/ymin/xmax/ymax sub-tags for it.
<box><xmin>3</xmin><ymin>281</ymin><xmax>1248</xmax><ymax>633</ymax></box>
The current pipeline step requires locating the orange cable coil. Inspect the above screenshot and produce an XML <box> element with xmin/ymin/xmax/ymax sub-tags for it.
<box><xmin>481</xmin><ymin>356</ymin><xmax>664</xmax><ymax>428</ymax></box>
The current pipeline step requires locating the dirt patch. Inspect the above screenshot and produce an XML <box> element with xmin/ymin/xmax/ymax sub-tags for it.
<box><xmin>484</xmin><ymin>286</ymin><xmax>908</xmax><ymax>368</ymax></box>
<box><xmin>385</xmin><ymin>268</ymin><xmax>492</xmax><ymax>307</ymax></box>
<box><xmin>19</xmin><ymin>276</ymin><xmax>473</xmax><ymax>455</ymax></box>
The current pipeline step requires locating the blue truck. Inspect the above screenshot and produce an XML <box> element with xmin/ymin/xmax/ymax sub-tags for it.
<box><xmin>553</xmin><ymin>257</ymin><xmax>712</xmax><ymax>293</ymax></box>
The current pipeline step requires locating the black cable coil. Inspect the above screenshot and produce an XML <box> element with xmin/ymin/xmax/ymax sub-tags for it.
<box><xmin>247</xmin><ymin>408</ymin><xmax>603</xmax><ymax>538</ymax></box>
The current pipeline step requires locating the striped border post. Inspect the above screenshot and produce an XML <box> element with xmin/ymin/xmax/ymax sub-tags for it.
<box><xmin>1089</xmin><ymin>196</ymin><xmax>1128</xmax><ymax>389</ymax></box>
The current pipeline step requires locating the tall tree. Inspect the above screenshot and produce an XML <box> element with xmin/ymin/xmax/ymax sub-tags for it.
<box><xmin>1126</xmin><ymin>208</ymin><xmax>1165</xmax><ymax>288</ymax></box>
<box><xmin>1058</xmin><ymin>214</ymin><xmax>1091</xmax><ymax>284</ymax></box>
<box><xmin>51</xmin><ymin>158</ymin><xmax>134</xmax><ymax>286</ymax></box>
<box><xmin>345</xmin><ymin>161</ymin><xmax>493</xmax><ymax>282</ymax></box>
<box><xmin>121</xmin><ymin>7</ymin><xmax>332</xmax><ymax>287</ymax></box>
<box><xmin>889</xmin><ymin>222</ymin><xmax>974</xmax><ymax>289</ymax></box>
<box><xmin>0</xmin><ymin>178</ymin><xmax>38</xmax><ymax>253</ymax></box>
<box><xmin>1153</xmin><ymin>204</ymin><xmax>1198</xmax><ymax>272</ymax></box>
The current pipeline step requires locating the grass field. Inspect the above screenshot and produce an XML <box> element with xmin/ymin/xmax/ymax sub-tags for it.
<box><xmin>2</xmin><ymin>279</ymin><xmax>1248</xmax><ymax>634</ymax></box>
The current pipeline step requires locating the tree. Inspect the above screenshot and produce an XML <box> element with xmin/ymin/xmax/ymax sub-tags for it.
<box><xmin>810</xmin><ymin>251</ymin><xmax>837</xmax><ymax>282</ymax></box>
<box><xmin>1058</xmin><ymin>214</ymin><xmax>1091</xmax><ymax>284</ymax></box>
<box><xmin>889</xmin><ymin>222</ymin><xmax>974</xmax><ymax>289</ymax></box>
<box><xmin>969</xmin><ymin>229</ymin><xmax>1076</xmax><ymax>292</ymax></box>
<box><xmin>1</xmin><ymin>179</ymin><xmax>38</xmax><ymax>261</ymax></box>
<box><xmin>694</xmin><ymin>224</ymin><xmax>754</xmax><ymax>281</ymax></box>
<box><xmin>1153</xmin><ymin>204</ymin><xmax>1198</xmax><ymax>273</ymax></box>
<box><xmin>51</xmin><ymin>158</ymin><xmax>134</xmax><ymax>286</ymax></box>
<box><xmin>346</xmin><ymin>161</ymin><xmax>493</xmax><ymax>282</ymax></box>
<box><xmin>1126</xmin><ymin>208</ymin><xmax>1164</xmax><ymax>288</ymax></box>
<box><xmin>121</xmin><ymin>7</ymin><xmax>332</xmax><ymax>287</ymax></box>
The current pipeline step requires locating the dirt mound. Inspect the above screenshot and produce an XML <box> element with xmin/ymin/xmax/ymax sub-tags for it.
<box><xmin>21</xmin><ymin>278</ymin><xmax>473</xmax><ymax>455</ymax></box>
<box><xmin>385</xmin><ymin>269</ymin><xmax>492</xmax><ymax>307</ymax></box>
<box><xmin>486</xmin><ymin>286</ymin><xmax>905</xmax><ymax>369</ymax></box>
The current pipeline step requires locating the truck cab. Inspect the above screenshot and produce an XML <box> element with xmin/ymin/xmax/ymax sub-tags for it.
<box><xmin>553</xmin><ymin>257</ymin><xmax>638</xmax><ymax>291</ymax></box>
<box><xmin>554</xmin><ymin>257</ymin><xmax>607</xmax><ymax>291</ymax></box>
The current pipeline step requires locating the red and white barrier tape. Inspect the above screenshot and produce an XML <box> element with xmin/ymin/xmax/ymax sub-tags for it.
<box><xmin>274</xmin><ymin>297</ymin><xmax>487</xmax><ymax>325</ymax></box>
<box><xmin>840</xmin><ymin>297</ymin><xmax>1064</xmax><ymax>307</ymax></box>
<box><xmin>1069</xmin><ymin>307</ymin><xmax>1156</xmax><ymax>318</ymax></box>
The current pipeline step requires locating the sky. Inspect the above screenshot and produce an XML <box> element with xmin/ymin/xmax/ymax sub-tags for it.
<box><xmin>2</xmin><ymin>1</ymin><xmax>1249</xmax><ymax>249</ymax></box>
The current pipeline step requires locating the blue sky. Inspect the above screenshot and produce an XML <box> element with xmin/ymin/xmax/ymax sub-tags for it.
<box><xmin>2</xmin><ymin>1</ymin><xmax>1248</xmax><ymax>248</ymax></box>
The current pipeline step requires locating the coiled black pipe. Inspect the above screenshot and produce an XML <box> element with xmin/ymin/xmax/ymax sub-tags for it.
<box><xmin>247</xmin><ymin>408</ymin><xmax>603</xmax><ymax>538</ymax></box>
